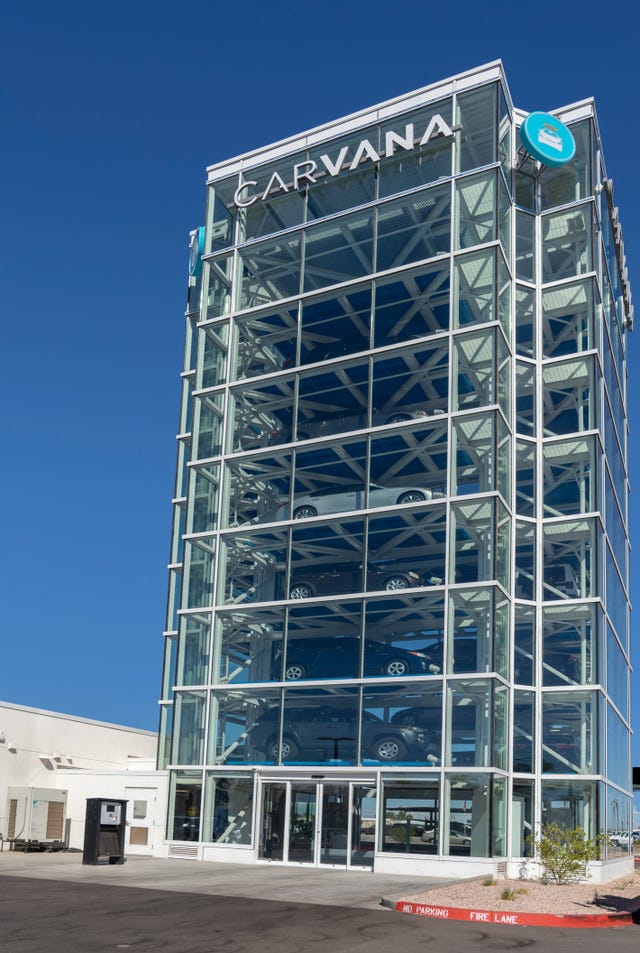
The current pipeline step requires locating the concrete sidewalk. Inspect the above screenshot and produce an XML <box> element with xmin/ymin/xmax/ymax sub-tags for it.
<box><xmin>0</xmin><ymin>850</ymin><xmax>452</xmax><ymax>910</ymax></box>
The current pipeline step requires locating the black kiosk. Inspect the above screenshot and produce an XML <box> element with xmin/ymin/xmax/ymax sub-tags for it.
<box><xmin>83</xmin><ymin>798</ymin><xmax>127</xmax><ymax>865</ymax></box>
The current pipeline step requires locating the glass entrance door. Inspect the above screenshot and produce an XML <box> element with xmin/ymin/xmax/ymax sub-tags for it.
<box><xmin>259</xmin><ymin>780</ymin><xmax>375</xmax><ymax>868</ymax></box>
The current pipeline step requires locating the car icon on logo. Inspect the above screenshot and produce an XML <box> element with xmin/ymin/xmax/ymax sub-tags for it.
<box><xmin>537</xmin><ymin>123</ymin><xmax>563</xmax><ymax>152</ymax></box>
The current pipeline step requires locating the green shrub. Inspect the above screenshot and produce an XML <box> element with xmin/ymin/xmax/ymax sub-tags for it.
<box><xmin>528</xmin><ymin>823</ymin><xmax>601</xmax><ymax>884</ymax></box>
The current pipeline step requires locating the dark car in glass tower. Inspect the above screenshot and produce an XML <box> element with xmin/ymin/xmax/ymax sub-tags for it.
<box><xmin>272</xmin><ymin>636</ymin><xmax>438</xmax><ymax>680</ymax></box>
<box><xmin>287</xmin><ymin>563</ymin><xmax>429</xmax><ymax>599</ymax></box>
<box><xmin>248</xmin><ymin>705</ymin><xmax>430</xmax><ymax>763</ymax></box>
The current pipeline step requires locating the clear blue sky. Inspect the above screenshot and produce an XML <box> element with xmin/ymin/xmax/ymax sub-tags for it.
<box><xmin>1</xmin><ymin>0</ymin><xmax>638</xmax><ymax>781</ymax></box>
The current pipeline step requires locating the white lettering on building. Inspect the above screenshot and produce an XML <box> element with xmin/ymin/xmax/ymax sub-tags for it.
<box><xmin>232</xmin><ymin>114</ymin><xmax>454</xmax><ymax>208</ymax></box>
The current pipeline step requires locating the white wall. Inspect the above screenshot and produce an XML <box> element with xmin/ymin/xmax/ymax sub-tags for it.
<box><xmin>0</xmin><ymin>701</ymin><xmax>160</xmax><ymax>846</ymax></box>
<box><xmin>61</xmin><ymin>764</ymin><xmax>170</xmax><ymax>855</ymax></box>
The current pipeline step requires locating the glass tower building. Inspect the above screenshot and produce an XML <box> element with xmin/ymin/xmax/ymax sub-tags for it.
<box><xmin>158</xmin><ymin>62</ymin><xmax>634</xmax><ymax>877</ymax></box>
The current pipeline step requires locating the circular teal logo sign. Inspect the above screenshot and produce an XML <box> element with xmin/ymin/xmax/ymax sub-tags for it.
<box><xmin>520</xmin><ymin>112</ymin><xmax>576</xmax><ymax>168</ymax></box>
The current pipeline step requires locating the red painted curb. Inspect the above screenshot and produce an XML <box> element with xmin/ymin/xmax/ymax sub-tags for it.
<box><xmin>394</xmin><ymin>899</ymin><xmax>634</xmax><ymax>928</ymax></box>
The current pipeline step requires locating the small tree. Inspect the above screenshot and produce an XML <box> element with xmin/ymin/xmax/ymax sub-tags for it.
<box><xmin>529</xmin><ymin>823</ymin><xmax>601</xmax><ymax>884</ymax></box>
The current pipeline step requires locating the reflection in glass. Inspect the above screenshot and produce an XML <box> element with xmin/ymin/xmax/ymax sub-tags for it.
<box><xmin>381</xmin><ymin>778</ymin><xmax>440</xmax><ymax>854</ymax></box>
<box><xmin>542</xmin><ymin>691</ymin><xmax>598</xmax><ymax>774</ymax></box>
<box><xmin>203</xmin><ymin>773</ymin><xmax>253</xmax><ymax>845</ymax></box>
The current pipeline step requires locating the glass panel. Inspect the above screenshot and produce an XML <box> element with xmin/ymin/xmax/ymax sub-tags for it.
<box><xmin>364</xmin><ymin>592</ymin><xmax>446</xmax><ymax>679</ymax></box>
<box><xmin>542</xmin><ymin>279</ymin><xmax>594</xmax><ymax>359</ymax></box>
<box><xmin>454</xmin><ymin>327</ymin><xmax>495</xmax><ymax>411</ymax></box>
<box><xmin>454</xmin><ymin>249</ymin><xmax>496</xmax><ymax>328</ymax></box>
<box><xmin>217</xmin><ymin>606</ymin><xmax>284</xmax><ymax>684</ymax></box>
<box><xmin>542</xmin><ymin>356</ymin><xmax>595</xmax><ymax>436</ymax></box>
<box><xmin>515</xmin><ymin>521</ymin><xmax>535</xmax><ymax>601</ymax></box>
<box><xmin>229</xmin><ymin>374</ymin><xmax>295</xmax><ymax>452</ymax></box>
<box><xmin>200</xmin><ymin>324</ymin><xmax>228</xmax><ymax>389</ymax></box>
<box><xmin>292</xmin><ymin>440</ymin><xmax>366</xmax><ymax>521</ymax></box>
<box><xmin>236</xmin><ymin>152</ymin><xmax>307</xmax><ymax>242</ymax></box>
<box><xmin>515</xmin><ymin>440</ymin><xmax>535</xmax><ymax>517</ymax></box>
<box><xmin>220</xmin><ymin>525</ymin><xmax>287</xmax><ymax>606</ymax></box>
<box><xmin>540</xmin><ymin>780</ymin><xmax>600</xmax><ymax>841</ymax></box>
<box><xmin>168</xmin><ymin>770</ymin><xmax>202</xmax><ymax>841</ymax></box>
<box><xmin>451</xmin><ymin>499</ymin><xmax>494</xmax><ymax>585</ymax></box>
<box><xmin>515</xmin><ymin>285</ymin><xmax>535</xmax><ymax>357</ymax></box>
<box><xmin>378</xmin><ymin>97</ymin><xmax>453</xmax><ymax>198</ymax></box>
<box><xmin>307</xmin><ymin>129</ymin><xmax>377</xmax><ymax>219</ymax></box>
<box><xmin>456</xmin><ymin>171</ymin><xmax>496</xmax><ymax>250</ymax></box>
<box><xmin>207</xmin><ymin>176</ymin><xmax>237</xmax><ymax>252</ymax></box>
<box><xmin>157</xmin><ymin>705</ymin><xmax>173</xmax><ymax>770</ymax></box>
<box><xmin>320</xmin><ymin>784</ymin><xmax>349</xmax><ymax>865</ymax></box>
<box><xmin>259</xmin><ymin>782</ymin><xmax>286</xmax><ymax>859</ymax></box>
<box><xmin>607</xmin><ymin>624</ymin><xmax>628</xmax><ymax>719</ymax></box>
<box><xmin>210</xmin><ymin>688</ymin><xmax>281</xmax><ymax>765</ymax></box>
<box><xmin>289</xmin><ymin>783</ymin><xmax>317</xmax><ymax>863</ymax></box>
<box><xmin>303</xmin><ymin>209</ymin><xmax>373</xmax><ymax>294</ymax></box>
<box><xmin>374</xmin><ymin>264</ymin><xmax>450</xmax><ymax>346</ymax></box>
<box><xmin>363</xmin><ymin>683</ymin><xmax>443</xmax><ymax>765</ymax></box>
<box><xmin>540</xmin><ymin>119</ymin><xmax>592</xmax><ymax>210</ymax></box>
<box><xmin>194</xmin><ymin>394</ymin><xmax>223</xmax><ymax>460</ymax></box>
<box><xmin>543</xmin><ymin>518</ymin><xmax>595</xmax><ymax>601</ymax></box>
<box><xmin>456</xmin><ymin>83</ymin><xmax>498</xmax><ymax>173</ymax></box>
<box><xmin>452</xmin><ymin>413</ymin><xmax>495</xmax><ymax>495</ymax></box>
<box><xmin>282</xmin><ymin>601</ymin><xmax>362</xmax><ymax>681</ymax></box>
<box><xmin>542</xmin><ymin>281</ymin><xmax>594</xmax><ymax>357</ymax></box>
<box><xmin>515</xmin><ymin>211</ymin><xmax>535</xmax><ymax>282</ymax></box>
<box><xmin>204</xmin><ymin>257</ymin><xmax>233</xmax><ymax>320</ymax></box>
<box><xmin>370</xmin><ymin>420</ymin><xmax>448</xmax><ymax>501</ymax></box>
<box><xmin>190</xmin><ymin>462</ymin><xmax>220</xmax><ymax>535</ymax></box>
<box><xmin>297</xmin><ymin>361</ymin><xmax>369</xmax><ymax>442</ymax></box>
<box><xmin>279</xmin><ymin>687</ymin><xmax>359</xmax><ymax>765</ymax></box>
<box><xmin>541</xmin><ymin>691</ymin><xmax>598</xmax><ymax>774</ymax></box>
<box><xmin>448</xmin><ymin>587</ymin><xmax>494</xmax><ymax>674</ymax></box>
<box><xmin>380</xmin><ymin>778</ymin><xmax>440</xmax><ymax>854</ymax></box>
<box><xmin>224</xmin><ymin>451</ymin><xmax>291</xmax><ymax>528</ymax></box>
<box><xmin>371</xmin><ymin>344</ymin><xmax>449</xmax><ymax>419</ymax></box>
<box><xmin>161</xmin><ymin>634</ymin><xmax>178</xmax><ymax>699</ymax></box>
<box><xmin>515</xmin><ymin>361</ymin><xmax>535</xmax><ymax>436</ymax></box>
<box><xmin>300</xmin><ymin>285</ymin><xmax>371</xmax><ymax>365</ymax></box>
<box><xmin>543</xmin><ymin>437</ymin><xmax>595</xmax><ymax>517</ymax></box>
<box><xmin>240</xmin><ymin>232</ymin><xmax>301</xmax><ymax>310</ymax></box>
<box><xmin>234</xmin><ymin>303</ymin><xmax>298</xmax><ymax>380</ymax></box>
<box><xmin>444</xmin><ymin>774</ymin><xmax>491</xmax><ymax>857</ymax></box>
<box><xmin>377</xmin><ymin>182</ymin><xmax>451</xmax><ymax>269</ymax></box>
<box><xmin>606</xmin><ymin>706</ymin><xmax>629</xmax><ymax>791</ymax></box>
<box><xmin>203</xmin><ymin>773</ymin><xmax>254</xmax><ymax>844</ymax></box>
<box><xmin>514</xmin><ymin>605</ymin><xmax>535</xmax><ymax>684</ymax></box>
<box><xmin>606</xmin><ymin>786</ymin><xmax>631</xmax><ymax>859</ymax></box>
<box><xmin>289</xmin><ymin>517</ymin><xmax>364</xmax><ymax>600</ymax></box>
<box><xmin>176</xmin><ymin>614</ymin><xmax>211</xmax><ymax>686</ymax></box>
<box><xmin>367</xmin><ymin>508</ymin><xmax>447</xmax><ymax>595</ymax></box>
<box><xmin>351</xmin><ymin>785</ymin><xmax>376</xmax><ymax>868</ymax></box>
<box><xmin>172</xmin><ymin>691</ymin><xmax>206</xmax><ymax>765</ymax></box>
<box><xmin>542</xmin><ymin>204</ymin><xmax>593</xmax><ymax>283</ymax></box>
<box><xmin>543</xmin><ymin>603</ymin><xmax>598</xmax><ymax>687</ymax></box>
<box><xmin>447</xmin><ymin>679</ymin><xmax>493</xmax><ymax>767</ymax></box>
<box><xmin>182</xmin><ymin>539</ymin><xmax>215</xmax><ymax>609</ymax></box>
<box><xmin>513</xmin><ymin>691</ymin><xmax>535</xmax><ymax>772</ymax></box>
<box><xmin>492</xmin><ymin>775</ymin><xmax>507</xmax><ymax>857</ymax></box>
<box><xmin>512</xmin><ymin>781</ymin><xmax>534</xmax><ymax>856</ymax></box>
<box><xmin>378</xmin><ymin>681</ymin><xmax>443</xmax><ymax>764</ymax></box>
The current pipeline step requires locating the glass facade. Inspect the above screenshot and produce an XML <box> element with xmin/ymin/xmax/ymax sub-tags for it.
<box><xmin>159</xmin><ymin>63</ymin><xmax>633</xmax><ymax>874</ymax></box>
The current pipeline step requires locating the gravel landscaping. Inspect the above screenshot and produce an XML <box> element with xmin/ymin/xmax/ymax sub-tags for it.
<box><xmin>400</xmin><ymin>868</ymin><xmax>640</xmax><ymax>917</ymax></box>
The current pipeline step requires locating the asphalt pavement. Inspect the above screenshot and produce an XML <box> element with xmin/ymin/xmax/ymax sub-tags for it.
<box><xmin>1</xmin><ymin>851</ymin><xmax>638</xmax><ymax>953</ymax></box>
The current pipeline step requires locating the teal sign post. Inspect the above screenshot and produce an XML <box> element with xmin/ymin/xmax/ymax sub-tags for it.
<box><xmin>520</xmin><ymin>112</ymin><xmax>576</xmax><ymax>168</ymax></box>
